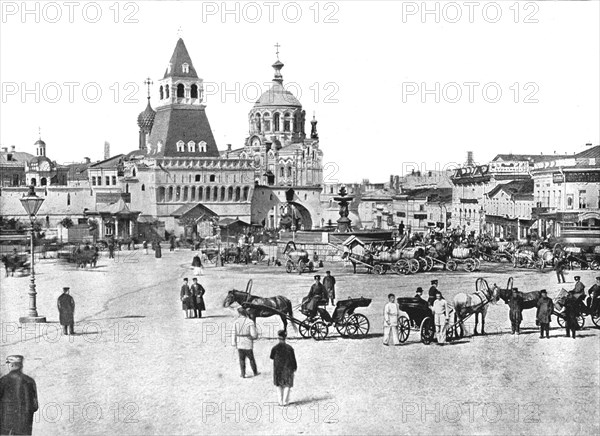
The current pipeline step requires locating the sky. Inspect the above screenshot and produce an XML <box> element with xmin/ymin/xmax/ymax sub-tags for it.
<box><xmin>1</xmin><ymin>1</ymin><xmax>599</xmax><ymax>183</ymax></box>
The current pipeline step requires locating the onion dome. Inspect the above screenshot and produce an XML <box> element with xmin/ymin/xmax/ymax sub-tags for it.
<box><xmin>255</xmin><ymin>59</ymin><xmax>301</xmax><ymax>108</ymax></box>
<box><xmin>34</xmin><ymin>138</ymin><xmax>46</xmax><ymax>147</ymax></box>
<box><xmin>137</xmin><ymin>99</ymin><xmax>156</xmax><ymax>130</ymax></box>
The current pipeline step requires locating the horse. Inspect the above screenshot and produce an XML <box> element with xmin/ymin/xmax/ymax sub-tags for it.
<box><xmin>1</xmin><ymin>254</ymin><xmax>29</xmax><ymax>277</ymax></box>
<box><xmin>223</xmin><ymin>289</ymin><xmax>296</xmax><ymax>332</ymax></box>
<box><xmin>453</xmin><ymin>277</ymin><xmax>496</xmax><ymax>336</ymax></box>
<box><xmin>341</xmin><ymin>251</ymin><xmax>374</xmax><ymax>274</ymax></box>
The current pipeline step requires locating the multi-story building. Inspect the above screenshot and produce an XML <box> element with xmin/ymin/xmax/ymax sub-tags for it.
<box><xmin>484</xmin><ymin>180</ymin><xmax>534</xmax><ymax>239</ymax></box>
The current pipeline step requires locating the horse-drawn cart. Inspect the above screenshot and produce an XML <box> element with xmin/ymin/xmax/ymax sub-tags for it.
<box><xmin>396</xmin><ymin>298</ymin><xmax>455</xmax><ymax>344</ymax></box>
<box><xmin>283</xmin><ymin>241</ymin><xmax>314</xmax><ymax>274</ymax></box>
<box><xmin>298</xmin><ymin>297</ymin><xmax>372</xmax><ymax>339</ymax></box>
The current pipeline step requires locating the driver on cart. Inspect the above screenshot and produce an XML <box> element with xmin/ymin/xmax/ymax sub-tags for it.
<box><xmin>302</xmin><ymin>275</ymin><xmax>332</xmax><ymax>324</ymax></box>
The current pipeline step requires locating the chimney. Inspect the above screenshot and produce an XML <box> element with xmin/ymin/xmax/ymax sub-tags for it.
<box><xmin>467</xmin><ymin>151</ymin><xmax>474</xmax><ymax>166</ymax></box>
<box><xmin>104</xmin><ymin>141</ymin><xmax>110</xmax><ymax>160</ymax></box>
<box><xmin>227</xmin><ymin>144</ymin><xmax>232</xmax><ymax>152</ymax></box>
<box><xmin>10</xmin><ymin>145</ymin><xmax>15</xmax><ymax>152</ymax></box>
<box><xmin>84</xmin><ymin>157</ymin><xmax>91</xmax><ymax>164</ymax></box>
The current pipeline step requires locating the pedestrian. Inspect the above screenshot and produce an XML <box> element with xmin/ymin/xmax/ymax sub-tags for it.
<box><xmin>191</xmin><ymin>278</ymin><xmax>206</xmax><ymax>318</ymax></box>
<box><xmin>180</xmin><ymin>278</ymin><xmax>194</xmax><ymax>318</ymax></box>
<box><xmin>572</xmin><ymin>275</ymin><xmax>585</xmax><ymax>296</ymax></box>
<box><xmin>270</xmin><ymin>329</ymin><xmax>297</xmax><ymax>406</ymax></box>
<box><xmin>57</xmin><ymin>287</ymin><xmax>75</xmax><ymax>335</ymax></box>
<box><xmin>143</xmin><ymin>240</ymin><xmax>148</xmax><ymax>255</ymax></box>
<box><xmin>232</xmin><ymin>308</ymin><xmax>259</xmax><ymax>378</ymax></box>
<box><xmin>383</xmin><ymin>293</ymin><xmax>401</xmax><ymax>346</ymax></box>
<box><xmin>414</xmin><ymin>287</ymin><xmax>426</xmax><ymax>301</ymax></box>
<box><xmin>554</xmin><ymin>255</ymin><xmax>566</xmax><ymax>284</ymax></box>
<box><xmin>398</xmin><ymin>221</ymin><xmax>405</xmax><ymax>236</ymax></box>
<box><xmin>431</xmin><ymin>291</ymin><xmax>449</xmax><ymax>345</ymax></box>
<box><xmin>192</xmin><ymin>253</ymin><xmax>203</xmax><ymax>276</ymax></box>
<box><xmin>0</xmin><ymin>355</ymin><xmax>38</xmax><ymax>436</ymax></box>
<box><xmin>154</xmin><ymin>240</ymin><xmax>162</xmax><ymax>259</ymax></box>
<box><xmin>536</xmin><ymin>289</ymin><xmax>553</xmax><ymax>339</ymax></box>
<box><xmin>508</xmin><ymin>288</ymin><xmax>524</xmax><ymax>334</ymax></box>
<box><xmin>323</xmin><ymin>271</ymin><xmax>336</xmax><ymax>306</ymax></box>
<box><xmin>108</xmin><ymin>241</ymin><xmax>115</xmax><ymax>259</ymax></box>
<box><xmin>169</xmin><ymin>236</ymin><xmax>175</xmax><ymax>252</ymax></box>
<box><xmin>428</xmin><ymin>280</ymin><xmax>439</xmax><ymax>306</ymax></box>
<box><xmin>586</xmin><ymin>276</ymin><xmax>600</xmax><ymax>314</ymax></box>
<box><xmin>564</xmin><ymin>291</ymin><xmax>579</xmax><ymax>339</ymax></box>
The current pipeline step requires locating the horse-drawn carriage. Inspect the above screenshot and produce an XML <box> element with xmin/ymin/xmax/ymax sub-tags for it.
<box><xmin>283</xmin><ymin>241</ymin><xmax>314</xmax><ymax>274</ymax></box>
<box><xmin>58</xmin><ymin>246</ymin><xmax>99</xmax><ymax>268</ymax></box>
<box><xmin>297</xmin><ymin>297</ymin><xmax>372</xmax><ymax>340</ymax></box>
<box><xmin>396</xmin><ymin>297</ymin><xmax>454</xmax><ymax>344</ymax></box>
<box><xmin>1</xmin><ymin>253</ymin><xmax>30</xmax><ymax>277</ymax></box>
<box><xmin>448</xmin><ymin>247</ymin><xmax>481</xmax><ymax>272</ymax></box>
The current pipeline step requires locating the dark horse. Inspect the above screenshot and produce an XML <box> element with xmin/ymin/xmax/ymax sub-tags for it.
<box><xmin>223</xmin><ymin>289</ymin><xmax>296</xmax><ymax>331</ymax></box>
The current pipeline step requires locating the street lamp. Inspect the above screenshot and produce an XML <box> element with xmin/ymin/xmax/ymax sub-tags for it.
<box><xmin>19</xmin><ymin>185</ymin><xmax>46</xmax><ymax>323</ymax></box>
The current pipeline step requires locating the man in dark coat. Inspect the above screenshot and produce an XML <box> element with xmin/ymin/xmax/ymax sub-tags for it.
<box><xmin>0</xmin><ymin>355</ymin><xmax>38</xmax><ymax>435</ymax></box>
<box><xmin>180</xmin><ymin>278</ymin><xmax>194</xmax><ymax>318</ymax></box>
<box><xmin>428</xmin><ymin>280</ymin><xmax>440</xmax><ymax>306</ymax></box>
<box><xmin>554</xmin><ymin>255</ymin><xmax>566</xmax><ymax>284</ymax></box>
<box><xmin>536</xmin><ymin>289</ymin><xmax>553</xmax><ymax>339</ymax></box>
<box><xmin>508</xmin><ymin>288</ymin><xmax>524</xmax><ymax>334</ymax></box>
<box><xmin>57</xmin><ymin>287</ymin><xmax>75</xmax><ymax>335</ymax></box>
<box><xmin>564</xmin><ymin>291</ymin><xmax>579</xmax><ymax>338</ymax></box>
<box><xmin>322</xmin><ymin>271</ymin><xmax>336</xmax><ymax>306</ymax></box>
<box><xmin>154</xmin><ymin>240</ymin><xmax>162</xmax><ymax>258</ymax></box>
<box><xmin>586</xmin><ymin>276</ymin><xmax>600</xmax><ymax>314</ymax></box>
<box><xmin>572</xmin><ymin>276</ymin><xmax>585</xmax><ymax>297</ymax></box>
<box><xmin>398</xmin><ymin>221</ymin><xmax>405</xmax><ymax>236</ymax></box>
<box><xmin>270</xmin><ymin>330</ymin><xmax>297</xmax><ymax>406</ymax></box>
<box><xmin>191</xmin><ymin>278</ymin><xmax>206</xmax><ymax>318</ymax></box>
<box><xmin>303</xmin><ymin>275</ymin><xmax>331</xmax><ymax>323</ymax></box>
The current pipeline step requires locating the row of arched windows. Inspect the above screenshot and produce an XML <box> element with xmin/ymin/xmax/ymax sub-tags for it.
<box><xmin>159</xmin><ymin>83</ymin><xmax>202</xmax><ymax>100</ymax></box>
<box><xmin>252</xmin><ymin>111</ymin><xmax>293</xmax><ymax>134</ymax></box>
<box><xmin>157</xmin><ymin>185</ymin><xmax>251</xmax><ymax>203</ymax></box>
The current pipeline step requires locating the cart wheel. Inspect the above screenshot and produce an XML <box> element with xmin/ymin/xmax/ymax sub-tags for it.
<box><xmin>299</xmin><ymin>318</ymin><xmax>312</xmax><ymax>338</ymax></box>
<box><xmin>535</xmin><ymin>259</ymin><xmax>545</xmax><ymax>270</ymax></box>
<box><xmin>395</xmin><ymin>259</ymin><xmax>409</xmax><ymax>275</ymax></box>
<box><xmin>426</xmin><ymin>256</ymin><xmax>434</xmax><ymax>271</ymax></box>
<box><xmin>347</xmin><ymin>313</ymin><xmax>370</xmax><ymax>337</ymax></box>
<box><xmin>285</xmin><ymin>261</ymin><xmax>293</xmax><ymax>273</ymax></box>
<box><xmin>445</xmin><ymin>324</ymin><xmax>454</xmax><ymax>342</ymax></box>
<box><xmin>446</xmin><ymin>260</ymin><xmax>458</xmax><ymax>271</ymax></box>
<box><xmin>474</xmin><ymin>258</ymin><xmax>481</xmax><ymax>270</ymax></box>
<box><xmin>464</xmin><ymin>258</ymin><xmax>476</xmax><ymax>272</ymax></box>
<box><xmin>556</xmin><ymin>314</ymin><xmax>565</xmax><ymax>328</ymax></box>
<box><xmin>577</xmin><ymin>314</ymin><xmax>585</xmax><ymax>329</ymax></box>
<box><xmin>418</xmin><ymin>258</ymin><xmax>428</xmax><ymax>272</ymax></box>
<box><xmin>592</xmin><ymin>312</ymin><xmax>600</xmax><ymax>327</ymax></box>
<box><xmin>310</xmin><ymin>321</ymin><xmax>328</xmax><ymax>340</ymax></box>
<box><xmin>591</xmin><ymin>260</ymin><xmax>600</xmax><ymax>270</ymax></box>
<box><xmin>298</xmin><ymin>260</ymin><xmax>307</xmax><ymax>274</ymax></box>
<box><xmin>398</xmin><ymin>316</ymin><xmax>410</xmax><ymax>343</ymax></box>
<box><xmin>420</xmin><ymin>317</ymin><xmax>435</xmax><ymax>345</ymax></box>
<box><xmin>409</xmin><ymin>259</ymin><xmax>420</xmax><ymax>274</ymax></box>
<box><xmin>373</xmin><ymin>265</ymin><xmax>384</xmax><ymax>275</ymax></box>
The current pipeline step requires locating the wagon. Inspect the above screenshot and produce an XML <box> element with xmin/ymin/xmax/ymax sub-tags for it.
<box><xmin>396</xmin><ymin>297</ymin><xmax>454</xmax><ymax>344</ymax></box>
<box><xmin>283</xmin><ymin>241</ymin><xmax>314</xmax><ymax>274</ymax></box>
<box><xmin>298</xmin><ymin>297</ymin><xmax>372</xmax><ymax>339</ymax></box>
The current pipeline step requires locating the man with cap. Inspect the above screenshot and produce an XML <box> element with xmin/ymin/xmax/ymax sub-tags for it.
<box><xmin>572</xmin><ymin>275</ymin><xmax>585</xmax><ymax>297</ymax></box>
<box><xmin>232</xmin><ymin>307</ymin><xmax>259</xmax><ymax>378</ymax></box>
<box><xmin>191</xmin><ymin>278</ymin><xmax>206</xmax><ymax>318</ymax></box>
<box><xmin>536</xmin><ymin>290</ymin><xmax>553</xmax><ymax>339</ymax></box>
<box><xmin>323</xmin><ymin>271</ymin><xmax>336</xmax><ymax>306</ymax></box>
<box><xmin>302</xmin><ymin>275</ymin><xmax>331</xmax><ymax>323</ymax></box>
<box><xmin>180</xmin><ymin>278</ymin><xmax>194</xmax><ymax>318</ymax></box>
<box><xmin>586</xmin><ymin>276</ymin><xmax>600</xmax><ymax>315</ymax></box>
<box><xmin>563</xmin><ymin>290</ymin><xmax>579</xmax><ymax>339</ymax></box>
<box><xmin>57</xmin><ymin>287</ymin><xmax>75</xmax><ymax>335</ymax></box>
<box><xmin>554</xmin><ymin>254</ymin><xmax>566</xmax><ymax>284</ymax></box>
<box><xmin>0</xmin><ymin>355</ymin><xmax>38</xmax><ymax>435</ymax></box>
<box><xmin>428</xmin><ymin>280</ymin><xmax>440</xmax><ymax>306</ymax></box>
<box><xmin>508</xmin><ymin>288</ymin><xmax>524</xmax><ymax>334</ymax></box>
<box><xmin>414</xmin><ymin>287</ymin><xmax>426</xmax><ymax>302</ymax></box>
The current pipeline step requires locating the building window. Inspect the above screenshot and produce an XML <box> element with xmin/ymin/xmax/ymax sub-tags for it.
<box><xmin>209</xmin><ymin>174</ymin><xmax>216</xmax><ymax>182</ymax></box>
<box><xmin>567</xmin><ymin>194</ymin><xmax>573</xmax><ymax>209</ymax></box>
<box><xmin>273</xmin><ymin>113</ymin><xmax>280</xmax><ymax>132</ymax></box>
<box><xmin>198</xmin><ymin>187</ymin><xmax>203</xmax><ymax>201</ymax></box>
<box><xmin>176</xmin><ymin>186</ymin><xmax>181</xmax><ymax>201</ymax></box>
<box><xmin>158</xmin><ymin>187</ymin><xmax>165</xmax><ymax>202</ymax></box>
<box><xmin>579</xmin><ymin>190</ymin><xmax>587</xmax><ymax>209</ymax></box>
<box><xmin>183</xmin><ymin>186</ymin><xmax>188</xmax><ymax>201</ymax></box>
<box><xmin>228</xmin><ymin>187</ymin><xmax>233</xmax><ymax>201</ymax></box>
<box><xmin>198</xmin><ymin>141</ymin><xmax>207</xmax><ymax>153</ymax></box>
<box><xmin>112</xmin><ymin>176</ymin><xmax>116</xmax><ymax>185</ymax></box>
<box><xmin>168</xmin><ymin>186</ymin><xmax>173</xmax><ymax>202</ymax></box>
<box><xmin>182</xmin><ymin>63</ymin><xmax>189</xmax><ymax>74</ymax></box>
<box><xmin>188</xmin><ymin>141</ymin><xmax>196</xmax><ymax>152</ymax></box>
<box><xmin>177</xmin><ymin>83</ymin><xmax>185</xmax><ymax>98</ymax></box>
<box><xmin>92</xmin><ymin>177</ymin><xmax>96</xmax><ymax>186</ymax></box>
<box><xmin>159</xmin><ymin>86</ymin><xmax>164</xmax><ymax>99</ymax></box>
<box><xmin>105</xmin><ymin>176</ymin><xmax>110</xmax><ymax>186</ymax></box>
<box><xmin>195</xmin><ymin>175</ymin><xmax>201</xmax><ymax>182</ymax></box>
<box><xmin>213</xmin><ymin>186</ymin><xmax>218</xmax><ymax>202</ymax></box>
<box><xmin>165</xmin><ymin>85</ymin><xmax>170</xmax><ymax>98</ymax></box>
<box><xmin>190</xmin><ymin>186</ymin><xmax>195</xmax><ymax>201</ymax></box>
<box><xmin>220</xmin><ymin>186</ymin><xmax>226</xmax><ymax>202</ymax></box>
<box><xmin>177</xmin><ymin>140</ymin><xmax>185</xmax><ymax>152</ymax></box>
<box><xmin>243</xmin><ymin>186</ymin><xmax>250</xmax><ymax>201</ymax></box>
<box><xmin>191</xmin><ymin>84</ymin><xmax>198</xmax><ymax>98</ymax></box>
<box><xmin>235</xmin><ymin>187</ymin><xmax>241</xmax><ymax>201</ymax></box>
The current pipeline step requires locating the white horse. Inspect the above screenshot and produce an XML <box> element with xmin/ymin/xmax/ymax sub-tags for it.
<box><xmin>453</xmin><ymin>278</ymin><xmax>496</xmax><ymax>337</ymax></box>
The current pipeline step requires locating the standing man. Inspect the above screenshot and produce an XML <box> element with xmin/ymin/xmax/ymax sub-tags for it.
<box><xmin>180</xmin><ymin>278</ymin><xmax>194</xmax><ymax>318</ymax></box>
<box><xmin>508</xmin><ymin>288</ymin><xmax>524</xmax><ymax>335</ymax></box>
<box><xmin>536</xmin><ymin>289</ymin><xmax>553</xmax><ymax>339</ymax></box>
<box><xmin>586</xmin><ymin>276</ymin><xmax>600</xmax><ymax>314</ymax></box>
<box><xmin>431</xmin><ymin>291</ymin><xmax>449</xmax><ymax>345</ymax></box>
<box><xmin>232</xmin><ymin>308</ymin><xmax>259</xmax><ymax>378</ymax></box>
<box><xmin>572</xmin><ymin>275</ymin><xmax>585</xmax><ymax>296</ymax></box>
<box><xmin>383</xmin><ymin>293</ymin><xmax>401</xmax><ymax>346</ymax></box>
<box><xmin>108</xmin><ymin>240</ymin><xmax>115</xmax><ymax>259</ymax></box>
<box><xmin>191</xmin><ymin>278</ymin><xmax>206</xmax><ymax>318</ymax></box>
<box><xmin>57</xmin><ymin>287</ymin><xmax>75</xmax><ymax>335</ymax></box>
<box><xmin>191</xmin><ymin>253</ymin><xmax>203</xmax><ymax>276</ymax></box>
<box><xmin>564</xmin><ymin>291</ymin><xmax>579</xmax><ymax>339</ymax></box>
<box><xmin>0</xmin><ymin>355</ymin><xmax>38</xmax><ymax>436</ymax></box>
<box><xmin>398</xmin><ymin>221</ymin><xmax>405</xmax><ymax>237</ymax></box>
<box><xmin>414</xmin><ymin>287</ymin><xmax>426</xmax><ymax>302</ymax></box>
<box><xmin>154</xmin><ymin>240</ymin><xmax>162</xmax><ymax>259</ymax></box>
<box><xmin>270</xmin><ymin>329</ymin><xmax>297</xmax><ymax>406</ymax></box>
<box><xmin>554</xmin><ymin>254</ymin><xmax>566</xmax><ymax>284</ymax></box>
<box><xmin>323</xmin><ymin>271</ymin><xmax>336</xmax><ymax>306</ymax></box>
<box><xmin>428</xmin><ymin>280</ymin><xmax>440</xmax><ymax>306</ymax></box>
<box><xmin>302</xmin><ymin>275</ymin><xmax>331</xmax><ymax>323</ymax></box>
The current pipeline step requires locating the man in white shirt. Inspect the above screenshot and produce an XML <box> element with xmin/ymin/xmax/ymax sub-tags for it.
<box><xmin>232</xmin><ymin>308</ymin><xmax>260</xmax><ymax>378</ymax></box>
<box><xmin>431</xmin><ymin>291</ymin><xmax>449</xmax><ymax>345</ymax></box>
<box><xmin>383</xmin><ymin>293</ymin><xmax>401</xmax><ymax>346</ymax></box>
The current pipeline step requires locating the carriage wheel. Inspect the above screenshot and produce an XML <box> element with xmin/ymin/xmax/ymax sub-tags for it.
<box><xmin>446</xmin><ymin>260</ymin><xmax>458</xmax><ymax>271</ymax></box>
<box><xmin>534</xmin><ymin>259</ymin><xmax>545</xmax><ymax>270</ymax></box>
<box><xmin>425</xmin><ymin>256</ymin><xmax>435</xmax><ymax>271</ymax></box>
<box><xmin>298</xmin><ymin>260</ymin><xmax>307</xmax><ymax>274</ymax></box>
<box><xmin>445</xmin><ymin>324</ymin><xmax>454</xmax><ymax>342</ymax></box>
<box><xmin>464</xmin><ymin>258</ymin><xmax>476</xmax><ymax>272</ymax></box>
<box><xmin>556</xmin><ymin>314</ymin><xmax>565</xmax><ymax>328</ymax></box>
<box><xmin>592</xmin><ymin>312</ymin><xmax>600</xmax><ymax>327</ymax></box>
<box><xmin>347</xmin><ymin>313</ymin><xmax>370</xmax><ymax>338</ymax></box>
<box><xmin>310</xmin><ymin>321</ymin><xmax>329</xmax><ymax>340</ymax></box>
<box><xmin>409</xmin><ymin>259</ymin><xmax>420</xmax><ymax>274</ymax></box>
<box><xmin>285</xmin><ymin>261</ymin><xmax>294</xmax><ymax>273</ymax></box>
<box><xmin>418</xmin><ymin>258</ymin><xmax>427</xmax><ymax>272</ymax></box>
<box><xmin>335</xmin><ymin>314</ymin><xmax>351</xmax><ymax>337</ymax></box>
<box><xmin>373</xmin><ymin>265</ymin><xmax>384</xmax><ymax>275</ymax></box>
<box><xmin>474</xmin><ymin>258</ymin><xmax>481</xmax><ymax>271</ymax></box>
<box><xmin>420</xmin><ymin>317</ymin><xmax>435</xmax><ymax>345</ymax></box>
<box><xmin>299</xmin><ymin>318</ymin><xmax>312</xmax><ymax>338</ymax></box>
<box><xmin>577</xmin><ymin>314</ymin><xmax>585</xmax><ymax>329</ymax></box>
<box><xmin>591</xmin><ymin>260</ymin><xmax>600</xmax><ymax>270</ymax></box>
<box><xmin>394</xmin><ymin>260</ymin><xmax>409</xmax><ymax>275</ymax></box>
<box><xmin>397</xmin><ymin>316</ymin><xmax>410</xmax><ymax>343</ymax></box>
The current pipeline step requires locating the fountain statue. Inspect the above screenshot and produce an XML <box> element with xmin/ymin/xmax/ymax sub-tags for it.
<box><xmin>333</xmin><ymin>186</ymin><xmax>354</xmax><ymax>232</ymax></box>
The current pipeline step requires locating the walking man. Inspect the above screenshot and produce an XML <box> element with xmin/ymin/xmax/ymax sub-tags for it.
<box><xmin>555</xmin><ymin>254</ymin><xmax>566</xmax><ymax>284</ymax></box>
<box><xmin>0</xmin><ymin>355</ymin><xmax>38</xmax><ymax>436</ymax></box>
<box><xmin>232</xmin><ymin>308</ymin><xmax>260</xmax><ymax>378</ymax></box>
<box><xmin>431</xmin><ymin>291</ymin><xmax>449</xmax><ymax>345</ymax></box>
<box><xmin>270</xmin><ymin>329</ymin><xmax>297</xmax><ymax>406</ymax></box>
<box><xmin>428</xmin><ymin>280</ymin><xmax>440</xmax><ymax>306</ymax></box>
<box><xmin>191</xmin><ymin>278</ymin><xmax>206</xmax><ymax>318</ymax></box>
<box><xmin>57</xmin><ymin>287</ymin><xmax>75</xmax><ymax>335</ymax></box>
<box><xmin>180</xmin><ymin>278</ymin><xmax>194</xmax><ymax>318</ymax></box>
<box><xmin>536</xmin><ymin>289</ymin><xmax>553</xmax><ymax>339</ymax></box>
<box><xmin>143</xmin><ymin>240</ymin><xmax>148</xmax><ymax>255</ymax></box>
<box><xmin>383</xmin><ymin>293</ymin><xmax>401</xmax><ymax>345</ymax></box>
<box><xmin>508</xmin><ymin>288</ymin><xmax>524</xmax><ymax>334</ymax></box>
<box><xmin>108</xmin><ymin>240</ymin><xmax>115</xmax><ymax>259</ymax></box>
<box><xmin>564</xmin><ymin>291</ymin><xmax>579</xmax><ymax>339</ymax></box>
<box><xmin>323</xmin><ymin>271</ymin><xmax>336</xmax><ymax>306</ymax></box>
<box><xmin>154</xmin><ymin>240</ymin><xmax>162</xmax><ymax>258</ymax></box>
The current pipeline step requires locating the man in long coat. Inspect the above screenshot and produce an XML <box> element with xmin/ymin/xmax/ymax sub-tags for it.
<box><xmin>508</xmin><ymin>288</ymin><xmax>524</xmax><ymax>334</ymax></box>
<box><xmin>180</xmin><ymin>278</ymin><xmax>194</xmax><ymax>318</ymax></box>
<box><xmin>322</xmin><ymin>271</ymin><xmax>336</xmax><ymax>306</ymax></box>
<box><xmin>383</xmin><ymin>293</ymin><xmax>401</xmax><ymax>345</ymax></box>
<box><xmin>191</xmin><ymin>278</ymin><xmax>206</xmax><ymax>318</ymax></box>
<box><xmin>302</xmin><ymin>276</ymin><xmax>331</xmax><ymax>322</ymax></box>
<box><xmin>428</xmin><ymin>280</ymin><xmax>440</xmax><ymax>306</ymax></box>
<box><xmin>0</xmin><ymin>355</ymin><xmax>38</xmax><ymax>435</ymax></box>
<box><xmin>564</xmin><ymin>291</ymin><xmax>579</xmax><ymax>338</ymax></box>
<box><xmin>586</xmin><ymin>276</ymin><xmax>600</xmax><ymax>314</ymax></box>
<box><xmin>536</xmin><ymin>289</ymin><xmax>553</xmax><ymax>339</ymax></box>
<box><xmin>57</xmin><ymin>287</ymin><xmax>75</xmax><ymax>335</ymax></box>
<box><xmin>154</xmin><ymin>240</ymin><xmax>162</xmax><ymax>258</ymax></box>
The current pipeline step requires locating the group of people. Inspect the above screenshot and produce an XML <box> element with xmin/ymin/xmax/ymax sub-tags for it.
<box><xmin>300</xmin><ymin>272</ymin><xmax>337</xmax><ymax>323</ymax></box>
<box><xmin>180</xmin><ymin>278</ymin><xmax>206</xmax><ymax>318</ymax></box>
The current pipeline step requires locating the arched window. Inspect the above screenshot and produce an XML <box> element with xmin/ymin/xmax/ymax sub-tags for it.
<box><xmin>40</xmin><ymin>177</ymin><xmax>47</xmax><ymax>186</ymax></box>
<box><xmin>167</xmin><ymin>186</ymin><xmax>173</xmax><ymax>201</ymax></box>
<box><xmin>141</xmin><ymin>184</ymin><xmax>145</xmax><ymax>191</ymax></box>
<box><xmin>256</xmin><ymin>114</ymin><xmax>261</xmax><ymax>133</ymax></box>
<box><xmin>158</xmin><ymin>187</ymin><xmax>165</xmax><ymax>202</ymax></box>
<box><xmin>177</xmin><ymin>83</ymin><xmax>185</xmax><ymax>98</ymax></box>
<box><xmin>183</xmin><ymin>187</ymin><xmax>188</xmax><ymax>201</ymax></box>
<box><xmin>182</xmin><ymin>63</ymin><xmax>189</xmax><ymax>74</ymax></box>
<box><xmin>67</xmin><ymin>193</ymin><xmax>71</xmax><ymax>206</ymax></box>
<box><xmin>195</xmin><ymin>174</ymin><xmax>201</xmax><ymax>182</ymax></box>
<box><xmin>165</xmin><ymin>85</ymin><xmax>170</xmax><ymax>98</ymax></box>
<box><xmin>235</xmin><ymin>187</ymin><xmax>241</xmax><ymax>201</ymax></box>
<box><xmin>177</xmin><ymin>140</ymin><xmax>185</xmax><ymax>152</ymax></box>
<box><xmin>198</xmin><ymin>141</ymin><xmax>207</xmax><ymax>153</ymax></box>
<box><xmin>209</xmin><ymin>174</ymin><xmax>216</xmax><ymax>182</ymax></box>
<box><xmin>284</xmin><ymin>112</ymin><xmax>291</xmax><ymax>132</ymax></box>
<box><xmin>190</xmin><ymin>186</ymin><xmax>196</xmax><ymax>201</ymax></box>
<box><xmin>159</xmin><ymin>86</ymin><xmax>164</xmax><ymax>99</ymax></box>
<box><xmin>133</xmin><ymin>169</ymin><xmax>136</xmax><ymax>177</ymax></box>
<box><xmin>228</xmin><ymin>187</ymin><xmax>233</xmax><ymax>201</ymax></box>
<box><xmin>280</xmin><ymin>167</ymin><xmax>285</xmax><ymax>177</ymax></box>
<box><xmin>175</xmin><ymin>186</ymin><xmax>181</xmax><ymax>201</ymax></box>
<box><xmin>213</xmin><ymin>186</ymin><xmax>218</xmax><ymax>202</ymax></box>
<box><xmin>220</xmin><ymin>187</ymin><xmax>226</xmax><ymax>202</ymax></box>
<box><xmin>243</xmin><ymin>186</ymin><xmax>250</xmax><ymax>201</ymax></box>
<box><xmin>188</xmin><ymin>141</ymin><xmax>196</xmax><ymax>152</ymax></box>
<box><xmin>191</xmin><ymin>84</ymin><xmax>198</xmax><ymax>99</ymax></box>
<box><xmin>287</xmin><ymin>166</ymin><xmax>292</xmax><ymax>178</ymax></box>
<box><xmin>273</xmin><ymin>113</ymin><xmax>280</xmax><ymax>132</ymax></box>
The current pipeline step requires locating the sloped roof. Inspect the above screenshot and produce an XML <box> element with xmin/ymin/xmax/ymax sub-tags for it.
<box><xmin>0</xmin><ymin>151</ymin><xmax>35</xmax><ymax>168</ymax></box>
<box><xmin>218</xmin><ymin>218</ymin><xmax>250</xmax><ymax>227</ymax></box>
<box><xmin>89</xmin><ymin>154</ymin><xmax>124</xmax><ymax>169</ymax></box>
<box><xmin>575</xmin><ymin>145</ymin><xmax>600</xmax><ymax>159</ymax></box>
<box><xmin>164</xmin><ymin>38</ymin><xmax>198</xmax><ymax>79</ymax></box>
<box><xmin>94</xmin><ymin>198</ymin><xmax>139</xmax><ymax>215</ymax></box>
<box><xmin>63</xmin><ymin>162</ymin><xmax>90</xmax><ymax>180</ymax></box>
<box><xmin>492</xmin><ymin>154</ymin><xmax>557</xmax><ymax>163</ymax></box>
<box><xmin>256</xmin><ymin>81</ymin><xmax>301</xmax><ymax>108</ymax></box>
<box><xmin>170</xmin><ymin>202</ymin><xmax>218</xmax><ymax>219</ymax></box>
<box><xmin>487</xmin><ymin>179</ymin><xmax>534</xmax><ymax>199</ymax></box>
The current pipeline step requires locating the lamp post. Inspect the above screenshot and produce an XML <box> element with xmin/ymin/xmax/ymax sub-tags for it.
<box><xmin>19</xmin><ymin>185</ymin><xmax>46</xmax><ymax>323</ymax></box>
